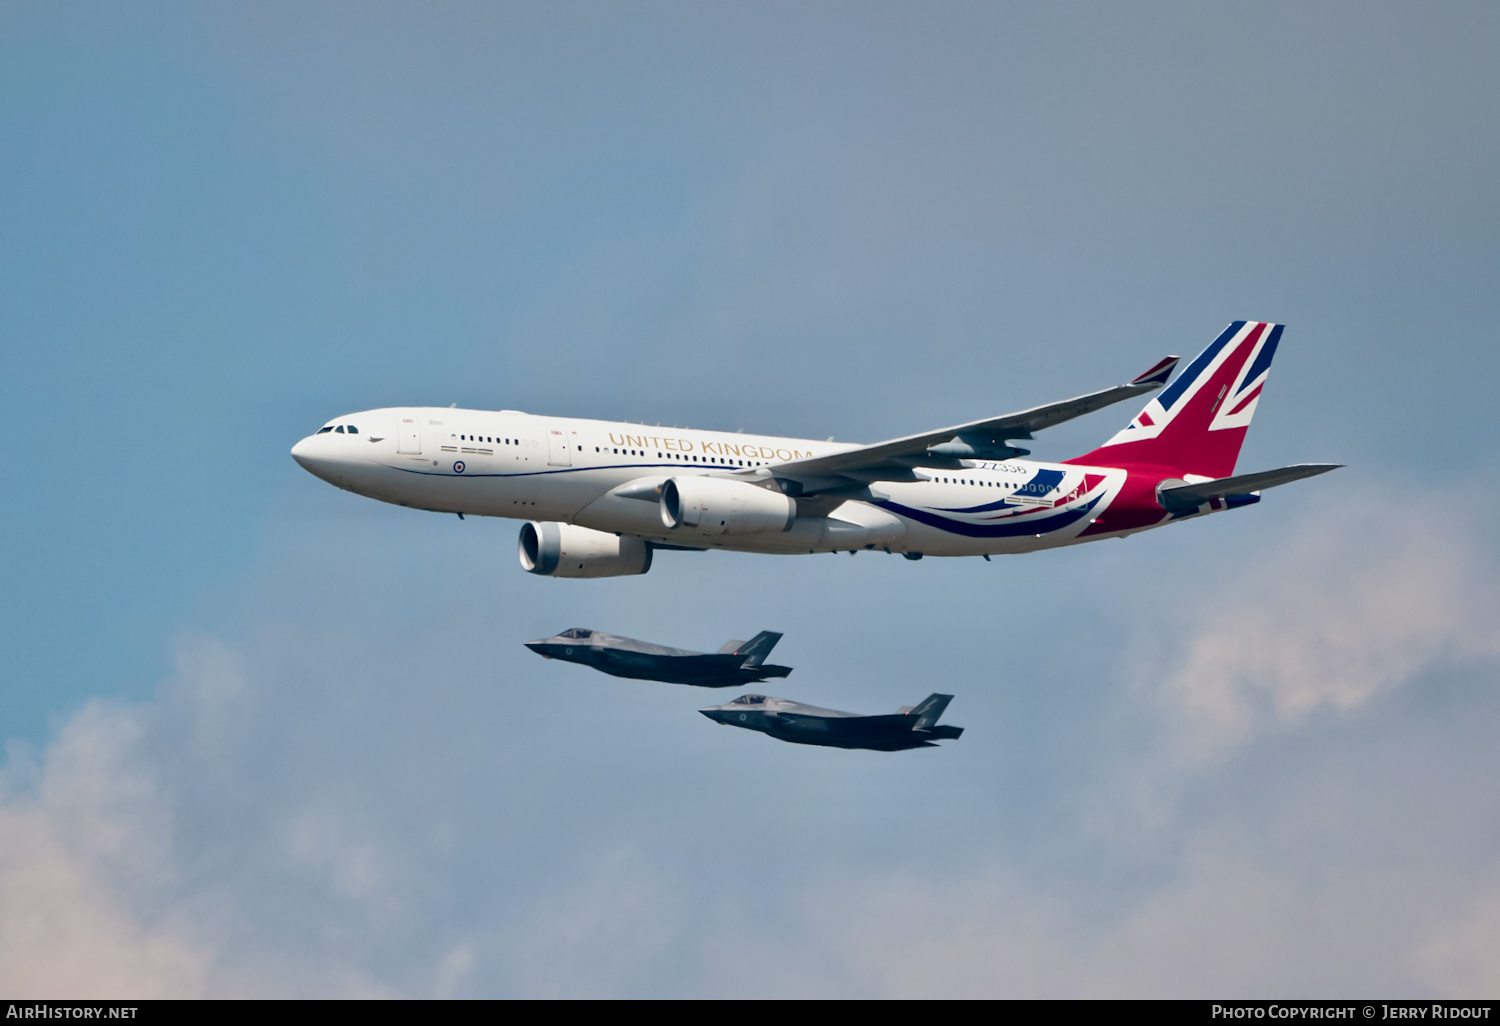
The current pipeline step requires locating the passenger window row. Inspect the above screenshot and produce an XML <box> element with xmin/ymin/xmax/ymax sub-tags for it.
<box><xmin>589</xmin><ymin>446</ymin><xmax>765</xmax><ymax>468</ymax></box>
<box><xmin>933</xmin><ymin>476</ymin><xmax>1057</xmax><ymax>494</ymax></box>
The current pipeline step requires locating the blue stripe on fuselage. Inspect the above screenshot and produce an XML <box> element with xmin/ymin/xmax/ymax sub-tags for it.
<box><xmin>877</xmin><ymin>494</ymin><xmax>1103</xmax><ymax>538</ymax></box>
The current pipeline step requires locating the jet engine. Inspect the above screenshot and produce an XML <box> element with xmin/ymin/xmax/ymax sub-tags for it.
<box><xmin>518</xmin><ymin>522</ymin><xmax>652</xmax><ymax>578</ymax></box>
<box><xmin>660</xmin><ymin>477</ymin><xmax>796</xmax><ymax>536</ymax></box>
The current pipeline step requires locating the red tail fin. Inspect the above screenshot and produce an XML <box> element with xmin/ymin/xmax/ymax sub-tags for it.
<box><xmin>1069</xmin><ymin>321</ymin><xmax>1283</xmax><ymax>478</ymax></box>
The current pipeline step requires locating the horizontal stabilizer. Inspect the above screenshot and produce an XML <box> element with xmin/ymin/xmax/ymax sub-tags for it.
<box><xmin>1159</xmin><ymin>463</ymin><xmax>1342</xmax><ymax>512</ymax></box>
<box><xmin>921</xmin><ymin>724</ymin><xmax>964</xmax><ymax>740</ymax></box>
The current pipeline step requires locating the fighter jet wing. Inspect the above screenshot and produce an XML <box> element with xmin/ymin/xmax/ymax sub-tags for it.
<box><xmin>772</xmin><ymin>711</ymin><xmax>838</xmax><ymax>732</ymax></box>
<box><xmin>774</xmin><ymin>711</ymin><xmax>912</xmax><ymax>732</ymax></box>
<box><xmin>759</xmin><ymin>355</ymin><xmax>1179</xmax><ymax>488</ymax></box>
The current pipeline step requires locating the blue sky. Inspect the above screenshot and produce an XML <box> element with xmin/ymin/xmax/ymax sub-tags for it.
<box><xmin>2</xmin><ymin>1</ymin><xmax>1499</xmax><ymax>997</ymax></box>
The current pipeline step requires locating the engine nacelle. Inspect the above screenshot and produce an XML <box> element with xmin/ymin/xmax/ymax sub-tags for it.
<box><xmin>660</xmin><ymin>477</ymin><xmax>796</xmax><ymax>536</ymax></box>
<box><xmin>518</xmin><ymin>522</ymin><xmax>652</xmax><ymax>578</ymax></box>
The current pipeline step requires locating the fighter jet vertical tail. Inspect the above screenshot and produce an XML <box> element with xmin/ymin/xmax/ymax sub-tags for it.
<box><xmin>909</xmin><ymin>693</ymin><xmax>954</xmax><ymax>731</ymax></box>
<box><xmin>731</xmin><ymin>631</ymin><xmax>783</xmax><ymax>668</ymax></box>
<box><xmin>1070</xmin><ymin>321</ymin><xmax>1283</xmax><ymax>480</ymax></box>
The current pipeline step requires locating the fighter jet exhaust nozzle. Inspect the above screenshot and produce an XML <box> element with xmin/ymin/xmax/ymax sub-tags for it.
<box><xmin>519</xmin><ymin>522</ymin><xmax>652</xmax><ymax>578</ymax></box>
<box><xmin>660</xmin><ymin>478</ymin><xmax>796</xmax><ymax>536</ymax></box>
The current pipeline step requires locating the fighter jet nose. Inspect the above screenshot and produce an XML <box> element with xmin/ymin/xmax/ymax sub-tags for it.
<box><xmin>523</xmin><ymin>642</ymin><xmax>550</xmax><ymax>656</ymax></box>
<box><xmin>699</xmin><ymin>708</ymin><xmax>726</xmax><ymax>722</ymax></box>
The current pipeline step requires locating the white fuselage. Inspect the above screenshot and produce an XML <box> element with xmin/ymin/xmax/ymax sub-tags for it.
<box><xmin>290</xmin><ymin>406</ymin><xmax>1149</xmax><ymax>558</ymax></box>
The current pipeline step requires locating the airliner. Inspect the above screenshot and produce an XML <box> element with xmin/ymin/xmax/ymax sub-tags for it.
<box><xmin>290</xmin><ymin>321</ymin><xmax>1339</xmax><ymax>577</ymax></box>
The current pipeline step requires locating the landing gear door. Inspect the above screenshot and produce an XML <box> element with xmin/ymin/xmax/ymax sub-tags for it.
<box><xmin>547</xmin><ymin>424</ymin><xmax>572</xmax><ymax>467</ymax></box>
<box><xmin>398</xmin><ymin>416</ymin><xmax>421</xmax><ymax>454</ymax></box>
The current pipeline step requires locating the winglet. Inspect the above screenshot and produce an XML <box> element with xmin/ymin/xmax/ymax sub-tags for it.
<box><xmin>1130</xmin><ymin>355</ymin><xmax>1180</xmax><ymax>388</ymax></box>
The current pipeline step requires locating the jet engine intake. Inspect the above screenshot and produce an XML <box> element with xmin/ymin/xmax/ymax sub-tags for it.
<box><xmin>660</xmin><ymin>477</ymin><xmax>796</xmax><ymax>536</ymax></box>
<box><xmin>519</xmin><ymin>522</ymin><xmax>652</xmax><ymax>578</ymax></box>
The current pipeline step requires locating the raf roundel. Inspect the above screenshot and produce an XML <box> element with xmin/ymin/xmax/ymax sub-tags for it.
<box><xmin>453</xmin><ymin>461</ymin><xmax>465</xmax><ymax>474</ymax></box>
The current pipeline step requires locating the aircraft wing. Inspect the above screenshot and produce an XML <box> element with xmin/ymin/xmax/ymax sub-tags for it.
<box><xmin>762</xmin><ymin>355</ymin><xmax>1178</xmax><ymax>487</ymax></box>
<box><xmin>772</xmin><ymin>711</ymin><xmax>836</xmax><ymax>732</ymax></box>
<box><xmin>775</xmin><ymin>712</ymin><xmax>913</xmax><ymax>732</ymax></box>
<box><xmin>1158</xmin><ymin>463</ymin><xmax>1342</xmax><ymax>512</ymax></box>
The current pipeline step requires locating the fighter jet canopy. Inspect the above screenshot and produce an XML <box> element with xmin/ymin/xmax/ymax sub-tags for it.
<box><xmin>558</xmin><ymin>628</ymin><xmax>594</xmax><ymax>639</ymax></box>
<box><xmin>732</xmin><ymin>694</ymin><xmax>766</xmax><ymax>705</ymax></box>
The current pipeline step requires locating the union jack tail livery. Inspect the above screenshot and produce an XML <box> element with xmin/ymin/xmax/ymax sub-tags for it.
<box><xmin>1074</xmin><ymin>320</ymin><xmax>1282</xmax><ymax>479</ymax></box>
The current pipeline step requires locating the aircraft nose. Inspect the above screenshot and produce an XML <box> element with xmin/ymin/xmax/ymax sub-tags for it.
<box><xmin>290</xmin><ymin>435</ymin><xmax>341</xmax><ymax>482</ymax></box>
<box><xmin>699</xmin><ymin>708</ymin><xmax>727</xmax><ymax>723</ymax></box>
<box><xmin>290</xmin><ymin>435</ymin><xmax>316</xmax><ymax>470</ymax></box>
<box><xmin>524</xmin><ymin>642</ymin><xmax>551</xmax><ymax>656</ymax></box>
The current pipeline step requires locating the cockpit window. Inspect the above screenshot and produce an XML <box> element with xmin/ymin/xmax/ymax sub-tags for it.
<box><xmin>732</xmin><ymin>695</ymin><xmax>765</xmax><ymax>705</ymax></box>
<box><xmin>316</xmin><ymin>426</ymin><xmax>334</xmax><ymax>434</ymax></box>
<box><xmin>561</xmin><ymin>628</ymin><xmax>593</xmax><ymax>639</ymax></box>
<box><xmin>346</xmin><ymin>425</ymin><xmax>358</xmax><ymax>434</ymax></box>
<box><xmin>335</xmin><ymin>425</ymin><xmax>345</xmax><ymax>433</ymax></box>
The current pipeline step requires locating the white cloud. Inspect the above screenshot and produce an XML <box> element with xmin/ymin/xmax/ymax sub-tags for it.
<box><xmin>737</xmin><ymin>842</ymin><xmax>1500</xmax><ymax>999</ymax></box>
<box><xmin>1416</xmin><ymin>867</ymin><xmax>1500</xmax><ymax>995</ymax></box>
<box><xmin>497</xmin><ymin>846</ymin><xmax>687</xmax><ymax>999</ymax></box>
<box><xmin>0</xmin><ymin>702</ymin><xmax>207</xmax><ymax>998</ymax></box>
<box><xmin>0</xmin><ymin>639</ymin><xmax>398</xmax><ymax>998</ymax></box>
<box><xmin>1153</xmin><ymin>498</ymin><xmax>1500</xmax><ymax>763</ymax></box>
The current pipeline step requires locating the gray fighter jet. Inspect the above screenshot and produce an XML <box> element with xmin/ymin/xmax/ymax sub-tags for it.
<box><xmin>699</xmin><ymin>693</ymin><xmax>963</xmax><ymax>750</ymax></box>
<box><xmin>524</xmin><ymin>628</ymin><xmax>791</xmax><ymax>687</ymax></box>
